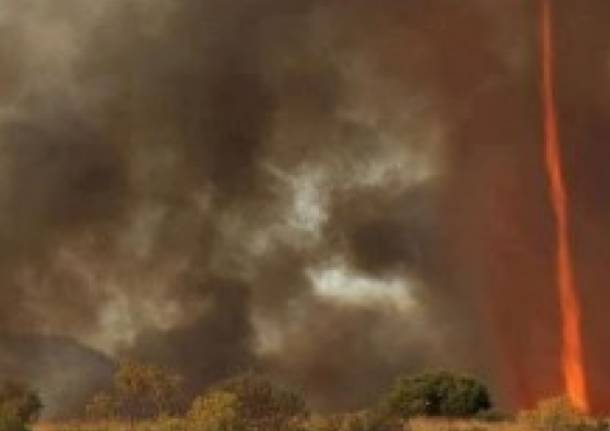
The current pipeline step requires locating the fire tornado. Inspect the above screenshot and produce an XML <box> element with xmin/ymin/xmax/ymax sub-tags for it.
<box><xmin>539</xmin><ymin>0</ymin><xmax>589</xmax><ymax>412</ymax></box>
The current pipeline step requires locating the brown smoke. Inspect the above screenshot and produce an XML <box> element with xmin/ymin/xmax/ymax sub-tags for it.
<box><xmin>2</xmin><ymin>0</ymin><xmax>610</xmax><ymax>417</ymax></box>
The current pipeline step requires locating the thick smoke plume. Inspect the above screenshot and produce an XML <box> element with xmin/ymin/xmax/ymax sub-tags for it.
<box><xmin>2</xmin><ymin>0</ymin><xmax>610</xmax><ymax>417</ymax></box>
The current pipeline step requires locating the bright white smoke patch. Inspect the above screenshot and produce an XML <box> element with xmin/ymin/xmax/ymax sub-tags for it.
<box><xmin>308</xmin><ymin>261</ymin><xmax>418</xmax><ymax>312</ymax></box>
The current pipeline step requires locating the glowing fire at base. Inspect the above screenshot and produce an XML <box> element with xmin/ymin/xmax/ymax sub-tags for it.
<box><xmin>539</xmin><ymin>0</ymin><xmax>590</xmax><ymax>413</ymax></box>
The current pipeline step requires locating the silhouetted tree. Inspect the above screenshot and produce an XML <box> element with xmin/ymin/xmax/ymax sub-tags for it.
<box><xmin>0</xmin><ymin>380</ymin><xmax>42</xmax><ymax>423</ymax></box>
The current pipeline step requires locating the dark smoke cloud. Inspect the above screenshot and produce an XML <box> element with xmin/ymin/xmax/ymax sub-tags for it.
<box><xmin>3</xmin><ymin>0</ymin><xmax>610</xmax><ymax>417</ymax></box>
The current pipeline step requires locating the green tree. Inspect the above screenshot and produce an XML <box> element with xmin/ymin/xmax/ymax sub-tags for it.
<box><xmin>385</xmin><ymin>371</ymin><xmax>491</xmax><ymax>418</ymax></box>
<box><xmin>0</xmin><ymin>380</ymin><xmax>42</xmax><ymax>423</ymax></box>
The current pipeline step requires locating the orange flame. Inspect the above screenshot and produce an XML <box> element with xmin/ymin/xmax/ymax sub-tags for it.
<box><xmin>539</xmin><ymin>0</ymin><xmax>589</xmax><ymax>413</ymax></box>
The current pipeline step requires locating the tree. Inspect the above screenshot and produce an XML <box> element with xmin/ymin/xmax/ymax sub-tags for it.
<box><xmin>0</xmin><ymin>380</ymin><xmax>42</xmax><ymax>423</ymax></box>
<box><xmin>188</xmin><ymin>391</ymin><xmax>244</xmax><ymax>431</ymax></box>
<box><xmin>207</xmin><ymin>373</ymin><xmax>308</xmax><ymax>430</ymax></box>
<box><xmin>385</xmin><ymin>371</ymin><xmax>491</xmax><ymax>418</ymax></box>
<box><xmin>85</xmin><ymin>359</ymin><xmax>184</xmax><ymax>423</ymax></box>
<box><xmin>113</xmin><ymin>359</ymin><xmax>184</xmax><ymax>420</ymax></box>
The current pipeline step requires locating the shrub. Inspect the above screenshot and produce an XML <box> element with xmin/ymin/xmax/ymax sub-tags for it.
<box><xmin>385</xmin><ymin>371</ymin><xmax>491</xmax><ymax>418</ymax></box>
<box><xmin>195</xmin><ymin>374</ymin><xmax>308</xmax><ymax>431</ymax></box>
<box><xmin>517</xmin><ymin>397</ymin><xmax>603</xmax><ymax>431</ymax></box>
<box><xmin>302</xmin><ymin>415</ymin><xmax>339</xmax><ymax>431</ymax></box>
<box><xmin>223</xmin><ymin>374</ymin><xmax>306</xmax><ymax>417</ymax></box>
<box><xmin>85</xmin><ymin>359</ymin><xmax>185</xmax><ymax>422</ymax></box>
<box><xmin>114</xmin><ymin>359</ymin><xmax>184</xmax><ymax>419</ymax></box>
<box><xmin>151</xmin><ymin>416</ymin><xmax>189</xmax><ymax>431</ymax></box>
<box><xmin>343</xmin><ymin>411</ymin><xmax>402</xmax><ymax>431</ymax></box>
<box><xmin>304</xmin><ymin>411</ymin><xmax>402</xmax><ymax>431</ymax></box>
<box><xmin>475</xmin><ymin>408</ymin><xmax>512</xmax><ymax>422</ymax></box>
<box><xmin>85</xmin><ymin>392</ymin><xmax>119</xmax><ymax>420</ymax></box>
<box><xmin>0</xmin><ymin>381</ymin><xmax>42</xmax><ymax>423</ymax></box>
<box><xmin>188</xmin><ymin>391</ymin><xmax>244</xmax><ymax>431</ymax></box>
<box><xmin>0</xmin><ymin>414</ymin><xmax>28</xmax><ymax>431</ymax></box>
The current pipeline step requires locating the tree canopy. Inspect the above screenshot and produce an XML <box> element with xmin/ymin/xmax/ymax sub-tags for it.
<box><xmin>385</xmin><ymin>371</ymin><xmax>491</xmax><ymax>418</ymax></box>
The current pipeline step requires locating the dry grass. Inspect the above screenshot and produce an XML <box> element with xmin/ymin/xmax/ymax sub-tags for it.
<box><xmin>35</xmin><ymin>418</ymin><xmax>519</xmax><ymax>431</ymax></box>
<box><xmin>32</xmin><ymin>398</ymin><xmax>606</xmax><ymax>431</ymax></box>
<box><xmin>409</xmin><ymin>417</ymin><xmax>522</xmax><ymax>431</ymax></box>
<box><xmin>34</xmin><ymin>421</ymin><xmax>140</xmax><ymax>431</ymax></box>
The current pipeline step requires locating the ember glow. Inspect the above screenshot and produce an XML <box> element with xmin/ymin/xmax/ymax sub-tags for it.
<box><xmin>539</xmin><ymin>0</ymin><xmax>589</xmax><ymax>413</ymax></box>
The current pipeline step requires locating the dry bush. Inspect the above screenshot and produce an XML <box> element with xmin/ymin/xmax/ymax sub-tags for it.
<box><xmin>0</xmin><ymin>414</ymin><xmax>29</xmax><ymax>431</ymax></box>
<box><xmin>188</xmin><ymin>391</ymin><xmax>243</xmax><ymax>431</ymax></box>
<box><xmin>516</xmin><ymin>397</ymin><xmax>609</xmax><ymax>431</ymax></box>
<box><xmin>142</xmin><ymin>417</ymin><xmax>188</xmax><ymax>431</ymax></box>
<box><xmin>0</xmin><ymin>381</ymin><xmax>43</xmax><ymax>423</ymax></box>
<box><xmin>518</xmin><ymin>398</ymin><xmax>586</xmax><ymax>431</ymax></box>
<box><xmin>84</xmin><ymin>359</ymin><xmax>185</xmax><ymax>423</ymax></box>
<box><xmin>209</xmin><ymin>373</ymin><xmax>308</xmax><ymax>431</ymax></box>
<box><xmin>303</xmin><ymin>411</ymin><xmax>405</xmax><ymax>431</ymax></box>
<box><xmin>85</xmin><ymin>394</ymin><xmax>118</xmax><ymax>422</ymax></box>
<box><xmin>114</xmin><ymin>360</ymin><xmax>184</xmax><ymax>420</ymax></box>
<box><xmin>408</xmin><ymin>417</ymin><xmax>519</xmax><ymax>431</ymax></box>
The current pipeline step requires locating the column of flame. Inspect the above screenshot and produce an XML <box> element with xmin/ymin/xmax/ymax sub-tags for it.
<box><xmin>539</xmin><ymin>0</ymin><xmax>589</xmax><ymax>413</ymax></box>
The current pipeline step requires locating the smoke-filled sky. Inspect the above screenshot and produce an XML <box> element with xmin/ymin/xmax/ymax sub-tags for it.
<box><xmin>2</xmin><ymin>0</ymin><xmax>610</xmax><ymax>418</ymax></box>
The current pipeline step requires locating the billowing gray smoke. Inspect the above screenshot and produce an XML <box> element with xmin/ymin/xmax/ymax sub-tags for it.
<box><xmin>4</xmin><ymin>0</ymin><xmax>610</xmax><ymax>418</ymax></box>
<box><xmin>0</xmin><ymin>0</ymin><xmax>524</xmax><ymax>417</ymax></box>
